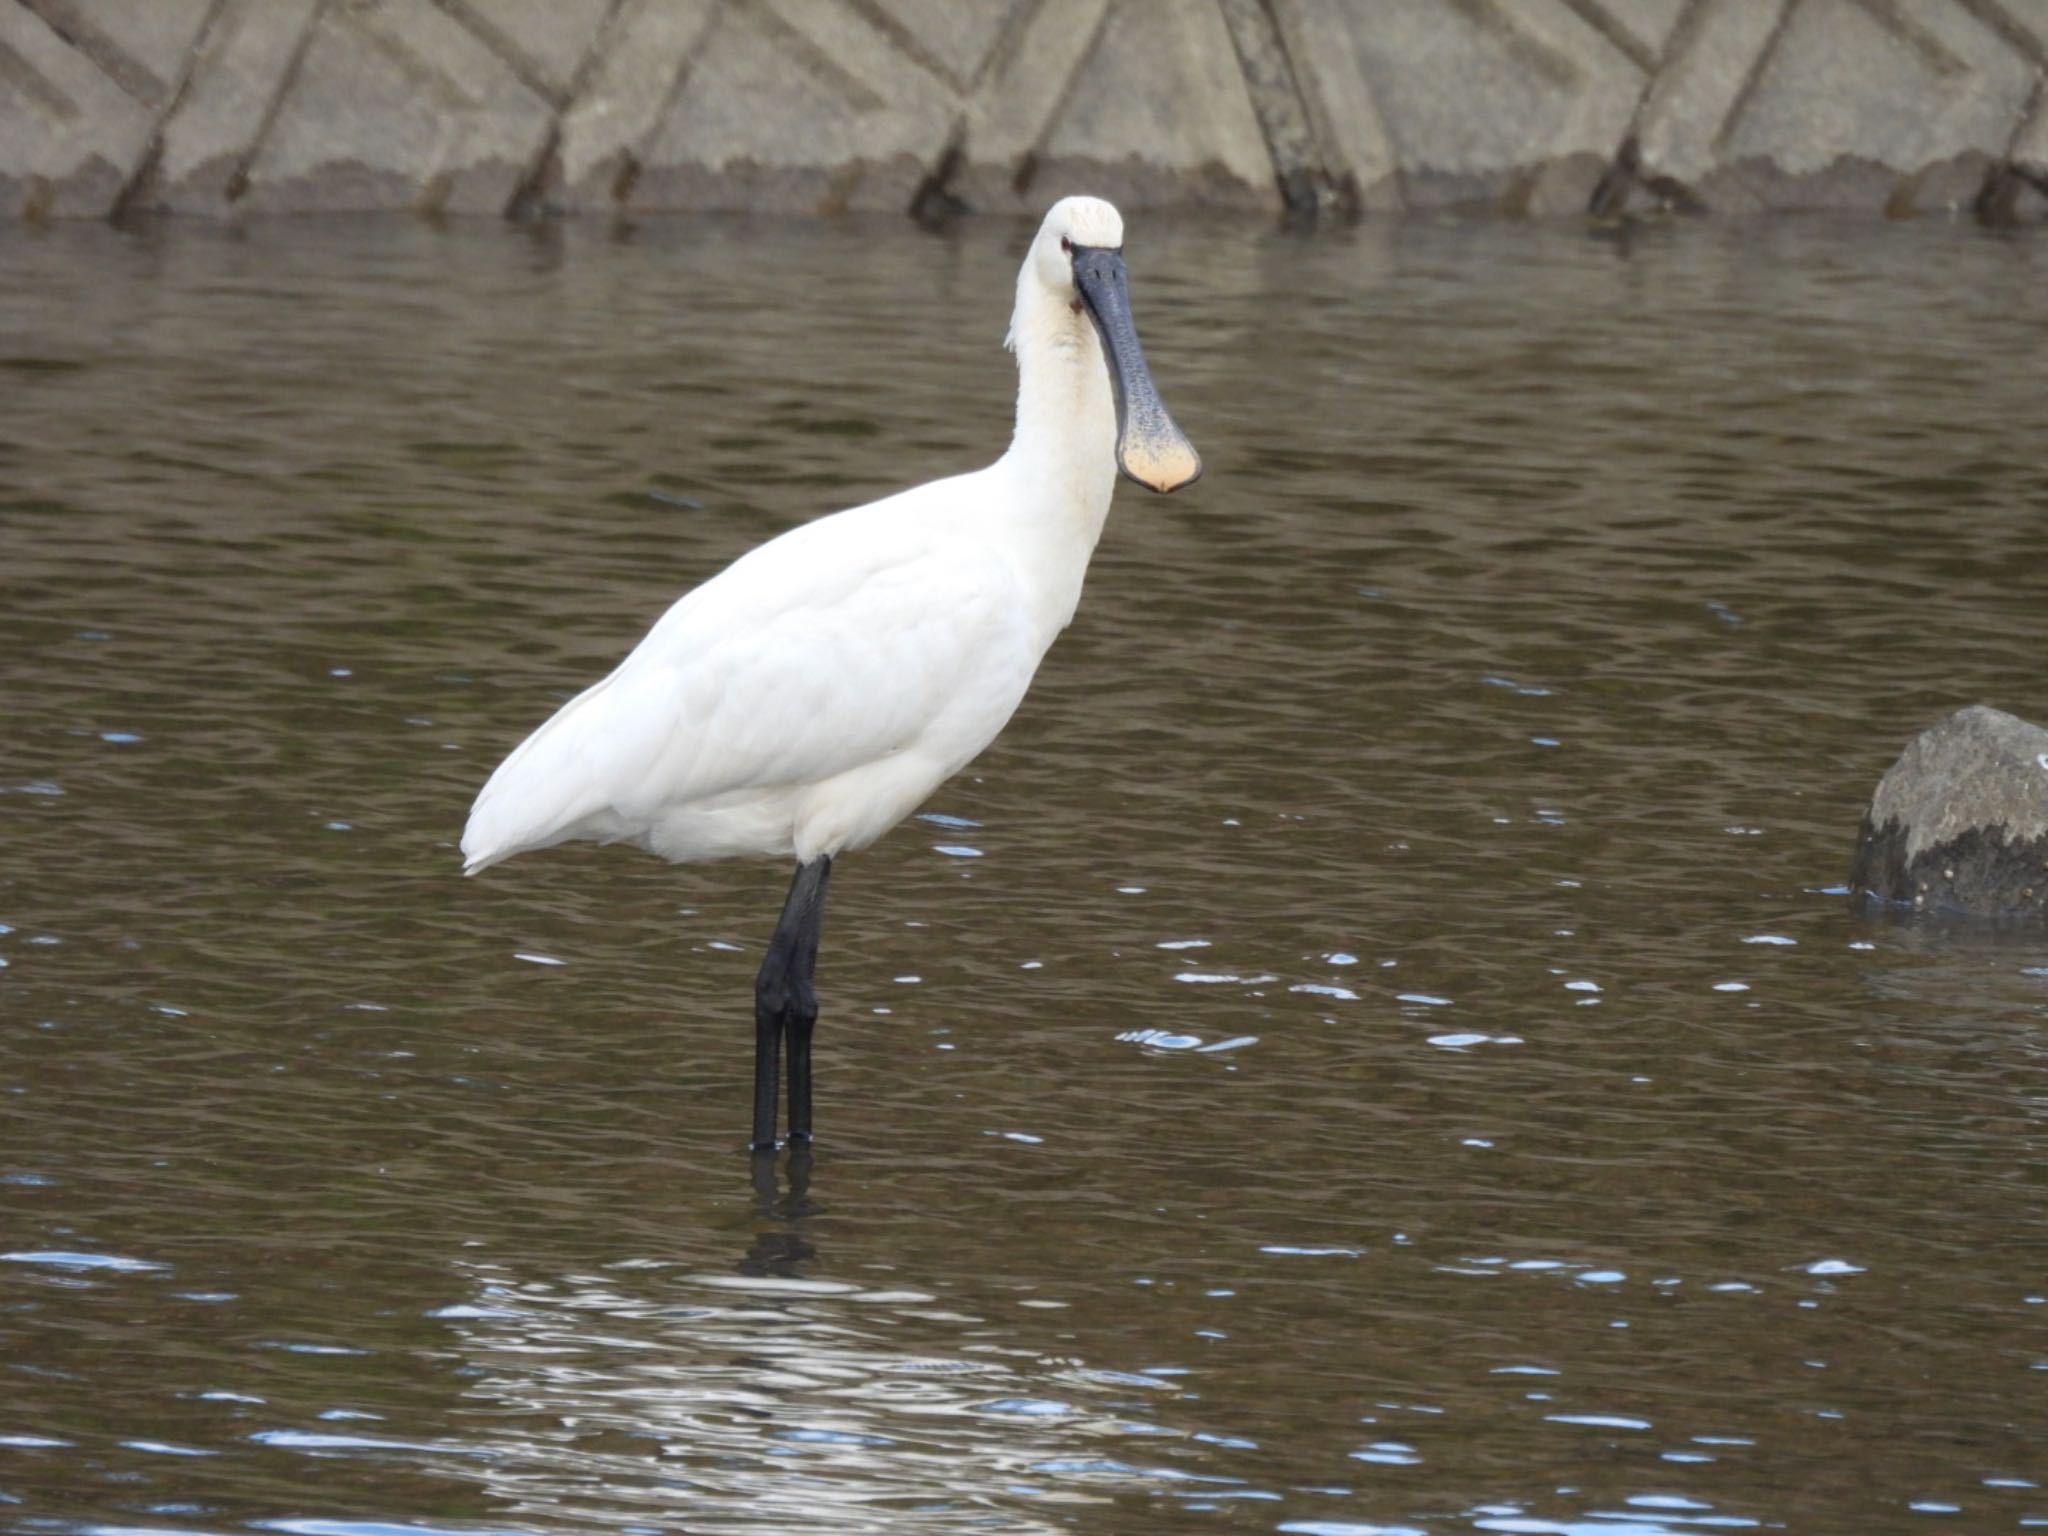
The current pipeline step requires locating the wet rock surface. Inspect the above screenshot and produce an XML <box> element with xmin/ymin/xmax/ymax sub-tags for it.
<box><xmin>1852</xmin><ymin>706</ymin><xmax>2048</xmax><ymax>918</ymax></box>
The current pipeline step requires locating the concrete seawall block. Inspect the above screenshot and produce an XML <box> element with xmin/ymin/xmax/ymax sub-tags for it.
<box><xmin>555</xmin><ymin>0</ymin><xmax>718</xmax><ymax>212</ymax></box>
<box><xmin>626</xmin><ymin>0</ymin><xmax>957</xmax><ymax>213</ymax></box>
<box><xmin>231</xmin><ymin>0</ymin><xmax>555</xmax><ymax>214</ymax></box>
<box><xmin>1628</xmin><ymin>0</ymin><xmax>2046</xmax><ymax>215</ymax></box>
<box><xmin>0</xmin><ymin>0</ymin><xmax>212</xmax><ymax>217</ymax></box>
<box><xmin>1264</xmin><ymin>0</ymin><xmax>1398</xmax><ymax>210</ymax></box>
<box><xmin>1630</xmin><ymin>0</ymin><xmax>1790</xmax><ymax>207</ymax></box>
<box><xmin>948</xmin><ymin>0</ymin><xmax>1115</xmax><ymax>212</ymax></box>
<box><xmin>1284</xmin><ymin>0</ymin><xmax>1676</xmax><ymax>212</ymax></box>
<box><xmin>1713</xmin><ymin>0</ymin><xmax>2037</xmax><ymax>212</ymax></box>
<box><xmin>145</xmin><ymin>0</ymin><xmax>324</xmax><ymax>214</ymax></box>
<box><xmin>6</xmin><ymin>0</ymin><xmax>2048</xmax><ymax>219</ymax></box>
<box><xmin>1022</xmin><ymin>0</ymin><xmax>1276</xmax><ymax>210</ymax></box>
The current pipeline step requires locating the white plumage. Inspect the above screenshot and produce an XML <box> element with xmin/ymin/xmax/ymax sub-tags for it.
<box><xmin>463</xmin><ymin>197</ymin><xmax>1196</xmax><ymax>879</ymax></box>
<box><xmin>461</xmin><ymin>196</ymin><xmax>1199</xmax><ymax>1149</ymax></box>
<box><xmin>464</xmin><ymin>470</ymin><xmax>1043</xmax><ymax>872</ymax></box>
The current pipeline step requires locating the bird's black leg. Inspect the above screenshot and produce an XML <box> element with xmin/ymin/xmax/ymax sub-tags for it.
<box><xmin>750</xmin><ymin>1006</ymin><xmax>782</xmax><ymax>1154</ymax></box>
<box><xmin>751</xmin><ymin>854</ymin><xmax>832</xmax><ymax>1151</ymax></box>
<box><xmin>783</xmin><ymin>855</ymin><xmax>832</xmax><ymax>1143</ymax></box>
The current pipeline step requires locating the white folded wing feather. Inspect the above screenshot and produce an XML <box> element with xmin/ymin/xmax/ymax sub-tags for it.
<box><xmin>461</xmin><ymin>474</ymin><xmax>1038</xmax><ymax>872</ymax></box>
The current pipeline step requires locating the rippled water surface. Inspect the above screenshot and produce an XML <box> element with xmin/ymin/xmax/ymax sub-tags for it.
<box><xmin>4</xmin><ymin>209</ymin><xmax>2047</xmax><ymax>1535</ymax></box>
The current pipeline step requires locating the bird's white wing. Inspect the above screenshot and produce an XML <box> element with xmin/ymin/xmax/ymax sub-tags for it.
<box><xmin>462</xmin><ymin>477</ymin><xmax>1035</xmax><ymax>871</ymax></box>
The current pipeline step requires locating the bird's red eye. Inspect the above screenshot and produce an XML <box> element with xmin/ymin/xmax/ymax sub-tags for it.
<box><xmin>1060</xmin><ymin>236</ymin><xmax>1071</xmax><ymax>252</ymax></box>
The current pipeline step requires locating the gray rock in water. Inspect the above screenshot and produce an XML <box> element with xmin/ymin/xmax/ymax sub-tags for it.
<box><xmin>1851</xmin><ymin>706</ymin><xmax>2048</xmax><ymax>917</ymax></box>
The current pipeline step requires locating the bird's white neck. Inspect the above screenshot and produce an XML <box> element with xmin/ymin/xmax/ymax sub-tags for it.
<box><xmin>1001</xmin><ymin>276</ymin><xmax>1118</xmax><ymax>535</ymax></box>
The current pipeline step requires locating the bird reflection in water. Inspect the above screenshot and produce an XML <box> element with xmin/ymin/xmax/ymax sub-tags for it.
<box><xmin>741</xmin><ymin>1143</ymin><xmax>818</xmax><ymax>1278</ymax></box>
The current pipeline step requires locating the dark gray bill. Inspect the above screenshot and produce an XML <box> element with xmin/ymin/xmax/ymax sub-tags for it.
<box><xmin>1070</xmin><ymin>245</ymin><xmax>1202</xmax><ymax>494</ymax></box>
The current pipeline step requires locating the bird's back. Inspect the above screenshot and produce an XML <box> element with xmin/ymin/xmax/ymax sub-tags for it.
<box><xmin>461</xmin><ymin>470</ymin><xmax>1046</xmax><ymax>873</ymax></box>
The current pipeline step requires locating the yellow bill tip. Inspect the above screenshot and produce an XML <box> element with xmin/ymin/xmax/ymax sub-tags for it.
<box><xmin>1118</xmin><ymin>434</ymin><xmax>1203</xmax><ymax>495</ymax></box>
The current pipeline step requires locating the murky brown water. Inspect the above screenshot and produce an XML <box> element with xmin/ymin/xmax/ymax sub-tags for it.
<box><xmin>3</xmin><ymin>208</ymin><xmax>2047</xmax><ymax>1535</ymax></box>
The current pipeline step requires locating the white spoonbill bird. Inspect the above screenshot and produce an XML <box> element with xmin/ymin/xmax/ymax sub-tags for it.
<box><xmin>462</xmin><ymin>196</ymin><xmax>1201</xmax><ymax>1151</ymax></box>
